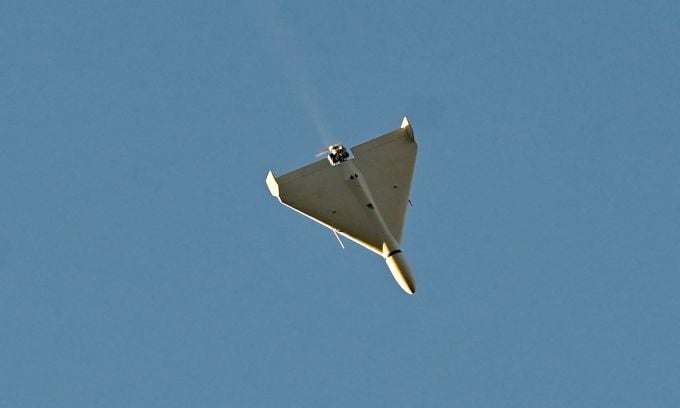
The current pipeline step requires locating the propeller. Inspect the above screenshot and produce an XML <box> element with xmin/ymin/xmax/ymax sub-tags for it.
<box><xmin>315</xmin><ymin>143</ymin><xmax>349</xmax><ymax>161</ymax></box>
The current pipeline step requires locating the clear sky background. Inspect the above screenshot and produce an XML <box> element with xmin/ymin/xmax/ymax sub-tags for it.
<box><xmin>2</xmin><ymin>1</ymin><xmax>679</xmax><ymax>406</ymax></box>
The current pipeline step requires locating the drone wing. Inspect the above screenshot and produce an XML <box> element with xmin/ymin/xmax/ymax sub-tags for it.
<box><xmin>266</xmin><ymin>118</ymin><xmax>417</xmax><ymax>254</ymax></box>
<box><xmin>351</xmin><ymin>118</ymin><xmax>417</xmax><ymax>244</ymax></box>
<box><xmin>266</xmin><ymin>159</ymin><xmax>387</xmax><ymax>254</ymax></box>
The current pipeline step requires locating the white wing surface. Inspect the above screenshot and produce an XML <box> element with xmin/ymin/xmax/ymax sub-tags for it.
<box><xmin>351</xmin><ymin>121</ymin><xmax>417</xmax><ymax>243</ymax></box>
<box><xmin>266</xmin><ymin>120</ymin><xmax>417</xmax><ymax>254</ymax></box>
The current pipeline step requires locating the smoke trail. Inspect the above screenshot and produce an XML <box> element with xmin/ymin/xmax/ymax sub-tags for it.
<box><xmin>250</xmin><ymin>1</ymin><xmax>334</xmax><ymax>146</ymax></box>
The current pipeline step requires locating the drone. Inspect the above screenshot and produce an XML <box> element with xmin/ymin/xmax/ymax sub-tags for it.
<box><xmin>266</xmin><ymin>118</ymin><xmax>418</xmax><ymax>294</ymax></box>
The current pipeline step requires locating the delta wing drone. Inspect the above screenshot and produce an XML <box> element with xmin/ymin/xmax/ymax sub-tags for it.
<box><xmin>266</xmin><ymin>118</ymin><xmax>418</xmax><ymax>294</ymax></box>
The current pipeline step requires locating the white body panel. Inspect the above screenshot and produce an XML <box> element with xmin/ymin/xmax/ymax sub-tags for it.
<box><xmin>266</xmin><ymin>118</ymin><xmax>418</xmax><ymax>294</ymax></box>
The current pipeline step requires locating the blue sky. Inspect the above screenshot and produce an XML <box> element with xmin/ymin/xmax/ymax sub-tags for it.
<box><xmin>2</xmin><ymin>1</ymin><xmax>679</xmax><ymax>406</ymax></box>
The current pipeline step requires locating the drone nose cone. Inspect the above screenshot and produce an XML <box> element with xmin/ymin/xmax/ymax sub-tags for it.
<box><xmin>405</xmin><ymin>279</ymin><xmax>416</xmax><ymax>294</ymax></box>
<box><xmin>399</xmin><ymin>272</ymin><xmax>416</xmax><ymax>294</ymax></box>
<box><xmin>385</xmin><ymin>251</ymin><xmax>416</xmax><ymax>295</ymax></box>
<box><xmin>400</xmin><ymin>279</ymin><xmax>416</xmax><ymax>295</ymax></box>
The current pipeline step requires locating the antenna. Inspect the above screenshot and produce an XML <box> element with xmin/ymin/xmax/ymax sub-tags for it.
<box><xmin>332</xmin><ymin>229</ymin><xmax>345</xmax><ymax>249</ymax></box>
